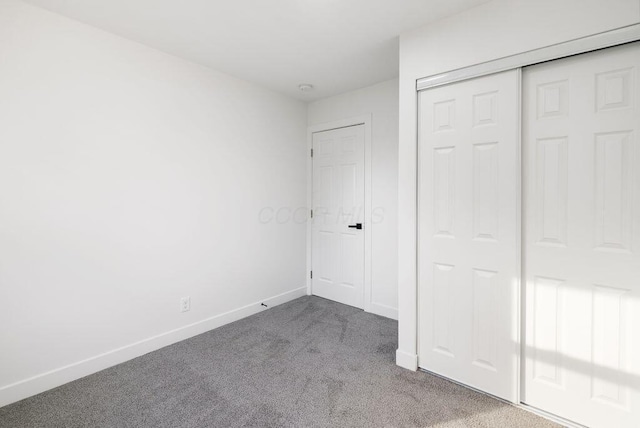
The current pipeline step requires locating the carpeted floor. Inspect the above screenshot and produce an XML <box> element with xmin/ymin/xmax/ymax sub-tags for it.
<box><xmin>0</xmin><ymin>296</ymin><xmax>559</xmax><ymax>428</ymax></box>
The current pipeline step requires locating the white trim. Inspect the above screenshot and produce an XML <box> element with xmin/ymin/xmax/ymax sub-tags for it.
<box><xmin>363</xmin><ymin>117</ymin><xmax>373</xmax><ymax>313</ymax></box>
<box><xmin>306</xmin><ymin>115</ymin><xmax>374</xmax><ymax>313</ymax></box>
<box><xmin>370</xmin><ymin>302</ymin><xmax>398</xmax><ymax>320</ymax></box>
<box><xmin>0</xmin><ymin>287</ymin><xmax>307</xmax><ymax>408</ymax></box>
<box><xmin>306</xmin><ymin>123</ymin><xmax>314</xmax><ymax>297</ymax></box>
<box><xmin>514</xmin><ymin>68</ymin><xmax>523</xmax><ymax>404</ymax></box>
<box><xmin>417</xmin><ymin>24</ymin><xmax>640</xmax><ymax>90</ymax></box>
<box><xmin>395</xmin><ymin>349</ymin><xmax>418</xmax><ymax>371</ymax></box>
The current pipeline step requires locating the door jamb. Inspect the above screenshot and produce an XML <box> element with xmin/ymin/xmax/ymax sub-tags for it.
<box><xmin>306</xmin><ymin>114</ymin><xmax>373</xmax><ymax>312</ymax></box>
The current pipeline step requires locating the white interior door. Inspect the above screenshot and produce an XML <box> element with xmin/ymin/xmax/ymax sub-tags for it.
<box><xmin>311</xmin><ymin>125</ymin><xmax>365</xmax><ymax>309</ymax></box>
<box><xmin>418</xmin><ymin>70</ymin><xmax>520</xmax><ymax>402</ymax></box>
<box><xmin>523</xmin><ymin>42</ymin><xmax>640</xmax><ymax>428</ymax></box>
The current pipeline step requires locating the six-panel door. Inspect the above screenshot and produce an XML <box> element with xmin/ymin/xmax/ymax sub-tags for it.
<box><xmin>418</xmin><ymin>70</ymin><xmax>520</xmax><ymax>402</ymax></box>
<box><xmin>312</xmin><ymin>125</ymin><xmax>365</xmax><ymax>309</ymax></box>
<box><xmin>523</xmin><ymin>42</ymin><xmax>640</xmax><ymax>428</ymax></box>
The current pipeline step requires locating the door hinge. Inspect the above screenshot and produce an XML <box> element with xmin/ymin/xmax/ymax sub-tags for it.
<box><xmin>310</xmin><ymin>209</ymin><xmax>313</xmax><ymax>218</ymax></box>
<box><xmin>310</xmin><ymin>270</ymin><xmax>313</xmax><ymax>279</ymax></box>
<box><xmin>310</xmin><ymin>148</ymin><xmax>314</xmax><ymax>157</ymax></box>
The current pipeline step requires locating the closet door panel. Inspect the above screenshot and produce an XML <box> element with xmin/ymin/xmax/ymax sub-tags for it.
<box><xmin>418</xmin><ymin>70</ymin><xmax>520</xmax><ymax>402</ymax></box>
<box><xmin>523</xmin><ymin>41</ymin><xmax>640</xmax><ymax>428</ymax></box>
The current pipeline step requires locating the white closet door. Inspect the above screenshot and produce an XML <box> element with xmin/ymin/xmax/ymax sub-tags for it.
<box><xmin>312</xmin><ymin>125</ymin><xmax>365</xmax><ymax>309</ymax></box>
<box><xmin>418</xmin><ymin>70</ymin><xmax>520</xmax><ymax>402</ymax></box>
<box><xmin>523</xmin><ymin>42</ymin><xmax>640</xmax><ymax>428</ymax></box>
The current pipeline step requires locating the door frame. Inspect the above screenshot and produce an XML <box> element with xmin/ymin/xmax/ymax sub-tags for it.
<box><xmin>408</xmin><ymin>24</ymin><xmax>640</xmax><ymax>404</ymax></box>
<box><xmin>306</xmin><ymin>115</ymin><xmax>373</xmax><ymax>312</ymax></box>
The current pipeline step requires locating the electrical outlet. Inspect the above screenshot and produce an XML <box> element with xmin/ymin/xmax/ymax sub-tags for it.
<box><xmin>180</xmin><ymin>296</ymin><xmax>191</xmax><ymax>313</ymax></box>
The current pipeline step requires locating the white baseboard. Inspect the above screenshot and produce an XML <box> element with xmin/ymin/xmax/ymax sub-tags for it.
<box><xmin>369</xmin><ymin>302</ymin><xmax>398</xmax><ymax>320</ymax></box>
<box><xmin>396</xmin><ymin>349</ymin><xmax>418</xmax><ymax>371</ymax></box>
<box><xmin>0</xmin><ymin>287</ymin><xmax>307</xmax><ymax>408</ymax></box>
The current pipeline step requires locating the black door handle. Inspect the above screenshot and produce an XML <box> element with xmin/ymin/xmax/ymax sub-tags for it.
<box><xmin>348</xmin><ymin>223</ymin><xmax>363</xmax><ymax>230</ymax></box>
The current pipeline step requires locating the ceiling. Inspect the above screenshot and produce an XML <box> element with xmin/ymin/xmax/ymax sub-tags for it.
<box><xmin>23</xmin><ymin>0</ymin><xmax>489</xmax><ymax>101</ymax></box>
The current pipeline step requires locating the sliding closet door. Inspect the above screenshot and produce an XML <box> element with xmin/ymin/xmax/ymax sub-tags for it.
<box><xmin>523</xmin><ymin>42</ymin><xmax>640</xmax><ymax>428</ymax></box>
<box><xmin>418</xmin><ymin>70</ymin><xmax>520</xmax><ymax>402</ymax></box>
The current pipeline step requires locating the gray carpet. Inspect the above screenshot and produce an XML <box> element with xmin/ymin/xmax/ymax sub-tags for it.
<box><xmin>0</xmin><ymin>296</ymin><xmax>559</xmax><ymax>428</ymax></box>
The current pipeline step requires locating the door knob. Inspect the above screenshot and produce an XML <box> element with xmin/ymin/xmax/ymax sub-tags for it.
<box><xmin>348</xmin><ymin>223</ymin><xmax>363</xmax><ymax>230</ymax></box>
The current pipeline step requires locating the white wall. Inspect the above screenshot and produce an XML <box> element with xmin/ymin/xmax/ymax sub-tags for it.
<box><xmin>308</xmin><ymin>79</ymin><xmax>399</xmax><ymax>319</ymax></box>
<box><xmin>396</xmin><ymin>0</ymin><xmax>640</xmax><ymax>370</ymax></box>
<box><xmin>0</xmin><ymin>0</ymin><xmax>307</xmax><ymax>406</ymax></box>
